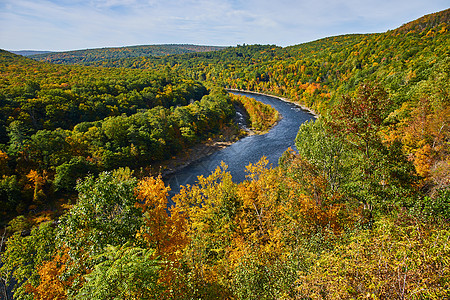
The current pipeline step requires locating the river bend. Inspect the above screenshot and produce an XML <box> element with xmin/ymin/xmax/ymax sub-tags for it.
<box><xmin>165</xmin><ymin>91</ymin><xmax>315</xmax><ymax>197</ymax></box>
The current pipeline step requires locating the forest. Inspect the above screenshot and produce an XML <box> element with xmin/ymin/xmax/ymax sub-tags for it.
<box><xmin>29</xmin><ymin>45</ymin><xmax>225</xmax><ymax>66</ymax></box>
<box><xmin>0</xmin><ymin>8</ymin><xmax>449</xmax><ymax>299</ymax></box>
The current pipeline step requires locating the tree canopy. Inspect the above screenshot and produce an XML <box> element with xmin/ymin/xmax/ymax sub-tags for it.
<box><xmin>1</xmin><ymin>8</ymin><xmax>449</xmax><ymax>300</ymax></box>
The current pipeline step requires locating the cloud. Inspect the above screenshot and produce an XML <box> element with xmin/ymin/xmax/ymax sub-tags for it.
<box><xmin>0</xmin><ymin>0</ymin><xmax>448</xmax><ymax>50</ymax></box>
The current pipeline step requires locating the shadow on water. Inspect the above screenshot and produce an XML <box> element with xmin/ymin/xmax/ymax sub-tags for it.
<box><xmin>164</xmin><ymin>91</ymin><xmax>315</xmax><ymax>198</ymax></box>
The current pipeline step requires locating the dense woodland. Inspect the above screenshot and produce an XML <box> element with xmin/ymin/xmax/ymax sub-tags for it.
<box><xmin>30</xmin><ymin>45</ymin><xmax>225</xmax><ymax>66</ymax></box>
<box><xmin>1</xmin><ymin>9</ymin><xmax>449</xmax><ymax>299</ymax></box>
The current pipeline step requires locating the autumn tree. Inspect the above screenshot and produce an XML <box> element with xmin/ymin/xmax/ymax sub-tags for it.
<box><xmin>328</xmin><ymin>83</ymin><xmax>391</xmax><ymax>160</ymax></box>
<box><xmin>327</xmin><ymin>84</ymin><xmax>417</xmax><ymax>214</ymax></box>
<box><xmin>172</xmin><ymin>163</ymin><xmax>238</xmax><ymax>298</ymax></box>
<box><xmin>75</xmin><ymin>245</ymin><xmax>162</xmax><ymax>299</ymax></box>
<box><xmin>135</xmin><ymin>175</ymin><xmax>186</xmax><ymax>260</ymax></box>
<box><xmin>56</xmin><ymin>168</ymin><xmax>143</xmax><ymax>295</ymax></box>
<box><xmin>0</xmin><ymin>222</ymin><xmax>56</xmax><ymax>300</ymax></box>
<box><xmin>296</xmin><ymin>217</ymin><xmax>450</xmax><ymax>299</ymax></box>
<box><xmin>27</xmin><ymin>250</ymin><xmax>70</xmax><ymax>300</ymax></box>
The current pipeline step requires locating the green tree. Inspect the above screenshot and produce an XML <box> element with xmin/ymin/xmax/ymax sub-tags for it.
<box><xmin>58</xmin><ymin>168</ymin><xmax>141</xmax><ymax>252</ymax></box>
<box><xmin>53</xmin><ymin>156</ymin><xmax>97</xmax><ymax>192</ymax></box>
<box><xmin>0</xmin><ymin>222</ymin><xmax>56</xmax><ymax>300</ymax></box>
<box><xmin>295</xmin><ymin>119</ymin><xmax>350</xmax><ymax>194</ymax></box>
<box><xmin>6</xmin><ymin>120</ymin><xmax>30</xmax><ymax>156</ymax></box>
<box><xmin>56</xmin><ymin>168</ymin><xmax>143</xmax><ymax>294</ymax></box>
<box><xmin>27</xmin><ymin>129</ymin><xmax>70</xmax><ymax>170</ymax></box>
<box><xmin>0</xmin><ymin>175</ymin><xmax>22</xmax><ymax>216</ymax></box>
<box><xmin>75</xmin><ymin>244</ymin><xmax>162</xmax><ymax>299</ymax></box>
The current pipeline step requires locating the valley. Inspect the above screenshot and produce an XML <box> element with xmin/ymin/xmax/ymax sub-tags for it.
<box><xmin>0</xmin><ymin>8</ymin><xmax>449</xmax><ymax>299</ymax></box>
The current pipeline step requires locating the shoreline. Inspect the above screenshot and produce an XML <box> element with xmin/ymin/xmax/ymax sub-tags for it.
<box><xmin>226</xmin><ymin>88</ymin><xmax>319</xmax><ymax>119</ymax></box>
<box><xmin>157</xmin><ymin>89</ymin><xmax>315</xmax><ymax>179</ymax></box>
<box><xmin>157</xmin><ymin>133</ymin><xmax>242</xmax><ymax>179</ymax></box>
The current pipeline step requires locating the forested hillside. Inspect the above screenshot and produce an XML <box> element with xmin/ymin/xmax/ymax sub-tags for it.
<box><xmin>1</xmin><ymin>9</ymin><xmax>449</xmax><ymax>300</ymax></box>
<box><xmin>30</xmin><ymin>44</ymin><xmax>225</xmax><ymax>65</ymax></box>
<box><xmin>0</xmin><ymin>50</ymin><xmax>249</xmax><ymax>222</ymax></box>
<box><xmin>94</xmin><ymin>11</ymin><xmax>449</xmax><ymax>116</ymax></box>
<box><xmin>10</xmin><ymin>51</ymin><xmax>52</xmax><ymax>57</ymax></box>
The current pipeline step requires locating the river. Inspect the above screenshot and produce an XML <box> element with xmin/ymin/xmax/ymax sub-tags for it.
<box><xmin>0</xmin><ymin>91</ymin><xmax>315</xmax><ymax>300</ymax></box>
<box><xmin>164</xmin><ymin>91</ymin><xmax>315</xmax><ymax>197</ymax></box>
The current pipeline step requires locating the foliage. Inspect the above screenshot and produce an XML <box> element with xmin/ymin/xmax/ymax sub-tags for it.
<box><xmin>58</xmin><ymin>168</ymin><xmax>141</xmax><ymax>255</ymax></box>
<box><xmin>296</xmin><ymin>217</ymin><xmax>450</xmax><ymax>299</ymax></box>
<box><xmin>55</xmin><ymin>168</ymin><xmax>143</xmax><ymax>295</ymax></box>
<box><xmin>1</xmin><ymin>9</ymin><xmax>449</xmax><ymax>299</ymax></box>
<box><xmin>325</xmin><ymin>84</ymin><xmax>419</xmax><ymax>215</ymax></box>
<box><xmin>31</xmin><ymin>44</ymin><xmax>225</xmax><ymax>65</ymax></box>
<box><xmin>0</xmin><ymin>175</ymin><xmax>22</xmax><ymax>216</ymax></box>
<box><xmin>135</xmin><ymin>175</ymin><xmax>187</xmax><ymax>259</ymax></box>
<box><xmin>0</xmin><ymin>222</ymin><xmax>56</xmax><ymax>300</ymax></box>
<box><xmin>75</xmin><ymin>244</ymin><xmax>162</xmax><ymax>299</ymax></box>
<box><xmin>0</xmin><ymin>50</ymin><xmax>235</xmax><ymax>222</ymax></box>
<box><xmin>93</xmin><ymin>9</ymin><xmax>449</xmax><ymax>121</ymax></box>
<box><xmin>231</xmin><ymin>93</ymin><xmax>279</xmax><ymax>132</ymax></box>
<box><xmin>28</xmin><ymin>250</ymin><xmax>70</xmax><ymax>300</ymax></box>
<box><xmin>295</xmin><ymin>119</ymin><xmax>350</xmax><ymax>194</ymax></box>
<box><xmin>53</xmin><ymin>157</ymin><xmax>97</xmax><ymax>192</ymax></box>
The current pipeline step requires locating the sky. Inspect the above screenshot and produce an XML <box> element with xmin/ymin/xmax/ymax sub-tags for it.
<box><xmin>0</xmin><ymin>0</ymin><xmax>448</xmax><ymax>51</ymax></box>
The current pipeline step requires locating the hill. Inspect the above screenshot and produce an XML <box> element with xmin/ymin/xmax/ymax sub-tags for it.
<box><xmin>123</xmin><ymin>9</ymin><xmax>448</xmax><ymax>113</ymax></box>
<box><xmin>394</xmin><ymin>8</ymin><xmax>450</xmax><ymax>33</ymax></box>
<box><xmin>1</xmin><ymin>9</ymin><xmax>449</xmax><ymax>300</ymax></box>
<box><xmin>0</xmin><ymin>48</ymin><xmax>241</xmax><ymax>221</ymax></box>
<box><xmin>30</xmin><ymin>44</ymin><xmax>226</xmax><ymax>65</ymax></box>
<box><xmin>10</xmin><ymin>50</ymin><xmax>53</xmax><ymax>56</ymax></box>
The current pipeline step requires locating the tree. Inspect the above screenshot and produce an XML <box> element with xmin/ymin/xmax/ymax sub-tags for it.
<box><xmin>295</xmin><ymin>119</ymin><xmax>350</xmax><ymax>194</ymax></box>
<box><xmin>28</xmin><ymin>250</ymin><xmax>70</xmax><ymax>300</ymax></box>
<box><xmin>326</xmin><ymin>84</ymin><xmax>417</xmax><ymax>214</ymax></box>
<box><xmin>328</xmin><ymin>83</ymin><xmax>391</xmax><ymax>160</ymax></box>
<box><xmin>0</xmin><ymin>175</ymin><xmax>21</xmax><ymax>215</ymax></box>
<box><xmin>135</xmin><ymin>176</ymin><xmax>186</xmax><ymax>260</ymax></box>
<box><xmin>27</xmin><ymin>129</ymin><xmax>70</xmax><ymax>171</ymax></box>
<box><xmin>75</xmin><ymin>244</ymin><xmax>162</xmax><ymax>300</ymax></box>
<box><xmin>56</xmin><ymin>168</ymin><xmax>143</xmax><ymax>294</ymax></box>
<box><xmin>172</xmin><ymin>163</ymin><xmax>238</xmax><ymax>298</ymax></box>
<box><xmin>53</xmin><ymin>157</ymin><xmax>96</xmax><ymax>192</ymax></box>
<box><xmin>0</xmin><ymin>222</ymin><xmax>56</xmax><ymax>300</ymax></box>
<box><xmin>6</xmin><ymin>120</ymin><xmax>30</xmax><ymax>156</ymax></box>
<box><xmin>295</xmin><ymin>218</ymin><xmax>450</xmax><ymax>299</ymax></box>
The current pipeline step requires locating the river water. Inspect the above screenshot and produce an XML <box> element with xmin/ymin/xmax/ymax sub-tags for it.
<box><xmin>0</xmin><ymin>92</ymin><xmax>314</xmax><ymax>300</ymax></box>
<box><xmin>164</xmin><ymin>91</ymin><xmax>315</xmax><ymax>197</ymax></box>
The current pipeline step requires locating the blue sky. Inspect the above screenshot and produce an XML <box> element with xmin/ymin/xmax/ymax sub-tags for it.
<box><xmin>1</xmin><ymin>0</ymin><xmax>448</xmax><ymax>51</ymax></box>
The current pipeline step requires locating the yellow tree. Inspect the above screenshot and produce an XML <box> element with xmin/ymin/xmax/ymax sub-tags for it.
<box><xmin>235</xmin><ymin>157</ymin><xmax>284</xmax><ymax>256</ymax></box>
<box><xmin>26</xmin><ymin>169</ymin><xmax>48</xmax><ymax>204</ymax></box>
<box><xmin>0</xmin><ymin>150</ymin><xmax>9</xmax><ymax>175</ymax></box>
<box><xmin>172</xmin><ymin>163</ymin><xmax>238</xmax><ymax>297</ymax></box>
<box><xmin>135</xmin><ymin>175</ymin><xmax>186</xmax><ymax>260</ymax></box>
<box><xmin>27</xmin><ymin>250</ymin><xmax>70</xmax><ymax>300</ymax></box>
<box><xmin>279</xmin><ymin>149</ymin><xmax>353</xmax><ymax>236</ymax></box>
<box><xmin>135</xmin><ymin>175</ymin><xmax>188</xmax><ymax>297</ymax></box>
<box><xmin>295</xmin><ymin>218</ymin><xmax>450</xmax><ymax>299</ymax></box>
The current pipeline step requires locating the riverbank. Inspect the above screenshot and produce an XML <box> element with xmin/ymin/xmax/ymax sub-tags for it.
<box><xmin>164</xmin><ymin>90</ymin><xmax>315</xmax><ymax>188</ymax></box>
<box><xmin>155</xmin><ymin>125</ymin><xmax>244</xmax><ymax>178</ymax></box>
<box><xmin>226</xmin><ymin>88</ymin><xmax>319</xmax><ymax>119</ymax></box>
<box><xmin>157</xmin><ymin>92</ymin><xmax>281</xmax><ymax>179</ymax></box>
<box><xmin>157</xmin><ymin>90</ymin><xmax>310</xmax><ymax>180</ymax></box>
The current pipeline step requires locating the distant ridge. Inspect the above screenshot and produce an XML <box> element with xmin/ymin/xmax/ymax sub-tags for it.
<box><xmin>30</xmin><ymin>44</ymin><xmax>226</xmax><ymax>65</ymax></box>
<box><xmin>10</xmin><ymin>50</ymin><xmax>53</xmax><ymax>56</ymax></box>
